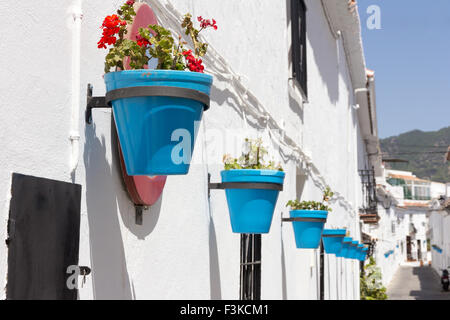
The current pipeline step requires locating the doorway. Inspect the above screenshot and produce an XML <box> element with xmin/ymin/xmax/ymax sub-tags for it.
<box><xmin>406</xmin><ymin>236</ymin><xmax>412</xmax><ymax>261</ymax></box>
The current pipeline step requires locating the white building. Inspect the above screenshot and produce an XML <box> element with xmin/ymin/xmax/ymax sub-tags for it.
<box><xmin>428</xmin><ymin>185</ymin><xmax>450</xmax><ymax>276</ymax></box>
<box><xmin>0</xmin><ymin>0</ymin><xmax>380</xmax><ymax>300</ymax></box>
<box><xmin>362</xmin><ymin>167</ymin><xmax>448</xmax><ymax>286</ymax></box>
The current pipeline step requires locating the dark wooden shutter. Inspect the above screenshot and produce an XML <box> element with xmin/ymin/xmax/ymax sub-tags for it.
<box><xmin>291</xmin><ymin>0</ymin><xmax>307</xmax><ymax>97</ymax></box>
<box><xmin>6</xmin><ymin>173</ymin><xmax>82</xmax><ymax>300</ymax></box>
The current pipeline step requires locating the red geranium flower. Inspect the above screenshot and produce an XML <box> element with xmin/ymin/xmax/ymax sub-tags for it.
<box><xmin>136</xmin><ymin>35</ymin><xmax>151</xmax><ymax>48</ymax></box>
<box><xmin>97</xmin><ymin>14</ymin><xmax>126</xmax><ymax>49</ymax></box>
<box><xmin>182</xmin><ymin>50</ymin><xmax>205</xmax><ymax>73</ymax></box>
<box><xmin>198</xmin><ymin>16</ymin><xmax>218</xmax><ymax>30</ymax></box>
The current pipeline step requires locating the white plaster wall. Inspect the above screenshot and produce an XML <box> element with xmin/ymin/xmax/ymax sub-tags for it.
<box><xmin>362</xmin><ymin>205</ymin><xmax>407</xmax><ymax>287</ymax></box>
<box><xmin>0</xmin><ymin>0</ymin><xmax>367</xmax><ymax>300</ymax></box>
<box><xmin>366</xmin><ymin>206</ymin><xmax>430</xmax><ymax>287</ymax></box>
<box><xmin>429</xmin><ymin>212</ymin><xmax>450</xmax><ymax>275</ymax></box>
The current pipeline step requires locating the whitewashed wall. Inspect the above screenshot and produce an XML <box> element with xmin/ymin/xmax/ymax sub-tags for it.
<box><xmin>364</xmin><ymin>205</ymin><xmax>430</xmax><ymax>287</ymax></box>
<box><xmin>429</xmin><ymin>211</ymin><xmax>450</xmax><ymax>276</ymax></box>
<box><xmin>368</xmin><ymin>206</ymin><xmax>406</xmax><ymax>286</ymax></box>
<box><xmin>0</xmin><ymin>0</ymin><xmax>369</xmax><ymax>300</ymax></box>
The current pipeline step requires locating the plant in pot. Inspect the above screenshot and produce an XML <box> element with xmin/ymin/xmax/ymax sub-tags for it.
<box><xmin>360</xmin><ymin>246</ymin><xmax>369</xmax><ymax>261</ymax></box>
<box><xmin>221</xmin><ymin>138</ymin><xmax>284</xmax><ymax>233</ymax></box>
<box><xmin>98</xmin><ymin>0</ymin><xmax>217</xmax><ymax>175</ymax></box>
<box><xmin>285</xmin><ymin>187</ymin><xmax>334</xmax><ymax>249</ymax></box>
<box><xmin>348</xmin><ymin>240</ymin><xmax>360</xmax><ymax>259</ymax></box>
<box><xmin>356</xmin><ymin>244</ymin><xmax>365</xmax><ymax>261</ymax></box>
<box><xmin>336</xmin><ymin>236</ymin><xmax>353</xmax><ymax>258</ymax></box>
<box><xmin>322</xmin><ymin>228</ymin><xmax>347</xmax><ymax>254</ymax></box>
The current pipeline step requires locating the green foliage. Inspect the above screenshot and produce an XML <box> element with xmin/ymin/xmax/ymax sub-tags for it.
<box><xmin>222</xmin><ymin>138</ymin><xmax>283</xmax><ymax>171</ymax></box>
<box><xmin>380</xmin><ymin>126</ymin><xmax>450</xmax><ymax>183</ymax></box>
<box><xmin>360</xmin><ymin>257</ymin><xmax>388</xmax><ymax>300</ymax></box>
<box><xmin>144</xmin><ymin>24</ymin><xmax>176</xmax><ymax>70</ymax></box>
<box><xmin>117</xmin><ymin>2</ymin><xmax>136</xmax><ymax>24</ymax></box>
<box><xmin>285</xmin><ymin>187</ymin><xmax>334</xmax><ymax>212</ymax></box>
<box><xmin>104</xmin><ymin>39</ymin><xmax>149</xmax><ymax>73</ymax></box>
<box><xmin>182</xmin><ymin>13</ymin><xmax>209</xmax><ymax>57</ymax></box>
<box><xmin>102</xmin><ymin>2</ymin><xmax>215</xmax><ymax>73</ymax></box>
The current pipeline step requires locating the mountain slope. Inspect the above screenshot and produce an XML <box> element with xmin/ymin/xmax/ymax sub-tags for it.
<box><xmin>380</xmin><ymin>127</ymin><xmax>450</xmax><ymax>183</ymax></box>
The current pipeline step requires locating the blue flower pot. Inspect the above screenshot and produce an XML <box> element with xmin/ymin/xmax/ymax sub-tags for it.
<box><xmin>322</xmin><ymin>229</ymin><xmax>346</xmax><ymax>254</ymax></box>
<box><xmin>104</xmin><ymin>70</ymin><xmax>213</xmax><ymax>175</ymax></box>
<box><xmin>349</xmin><ymin>241</ymin><xmax>359</xmax><ymax>259</ymax></box>
<box><xmin>357</xmin><ymin>244</ymin><xmax>364</xmax><ymax>261</ymax></box>
<box><xmin>221</xmin><ymin>169</ymin><xmax>285</xmax><ymax>233</ymax></box>
<box><xmin>361</xmin><ymin>248</ymin><xmax>368</xmax><ymax>261</ymax></box>
<box><xmin>289</xmin><ymin>210</ymin><xmax>328</xmax><ymax>249</ymax></box>
<box><xmin>336</xmin><ymin>237</ymin><xmax>352</xmax><ymax>258</ymax></box>
<box><xmin>356</xmin><ymin>248</ymin><xmax>363</xmax><ymax>261</ymax></box>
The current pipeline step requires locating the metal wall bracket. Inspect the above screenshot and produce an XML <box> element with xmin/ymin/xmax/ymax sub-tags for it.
<box><xmin>282</xmin><ymin>217</ymin><xmax>327</xmax><ymax>223</ymax></box>
<box><xmin>135</xmin><ymin>205</ymin><xmax>145</xmax><ymax>225</ymax></box>
<box><xmin>79</xmin><ymin>266</ymin><xmax>91</xmax><ymax>276</ymax></box>
<box><xmin>86</xmin><ymin>84</ymin><xmax>111</xmax><ymax>124</ymax></box>
<box><xmin>208</xmin><ymin>173</ymin><xmax>283</xmax><ymax>198</ymax></box>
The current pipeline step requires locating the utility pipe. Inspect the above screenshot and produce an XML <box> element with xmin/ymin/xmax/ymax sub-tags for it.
<box><xmin>69</xmin><ymin>0</ymin><xmax>83</xmax><ymax>175</ymax></box>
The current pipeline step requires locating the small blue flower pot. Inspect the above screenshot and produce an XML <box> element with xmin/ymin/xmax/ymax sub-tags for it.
<box><xmin>221</xmin><ymin>169</ymin><xmax>285</xmax><ymax>233</ymax></box>
<box><xmin>322</xmin><ymin>229</ymin><xmax>346</xmax><ymax>254</ymax></box>
<box><xmin>348</xmin><ymin>241</ymin><xmax>359</xmax><ymax>259</ymax></box>
<box><xmin>288</xmin><ymin>210</ymin><xmax>328</xmax><ymax>249</ymax></box>
<box><xmin>104</xmin><ymin>70</ymin><xmax>213</xmax><ymax>175</ymax></box>
<box><xmin>361</xmin><ymin>248</ymin><xmax>368</xmax><ymax>261</ymax></box>
<box><xmin>336</xmin><ymin>237</ymin><xmax>352</xmax><ymax>258</ymax></box>
<box><xmin>357</xmin><ymin>244</ymin><xmax>364</xmax><ymax>261</ymax></box>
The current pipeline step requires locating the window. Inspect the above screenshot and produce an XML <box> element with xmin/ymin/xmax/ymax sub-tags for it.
<box><xmin>291</xmin><ymin>0</ymin><xmax>307</xmax><ymax>97</ymax></box>
<box><xmin>387</xmin><ymin>176</ymin><xmax>431</xmax><ymax>201</ymax></box>
<box><xmin>359</xmin><ymin>167</ymin><xmax>378</xmax><ymax>215</ymax></box>
<box><xmin>240</xmin><ymin>234</ymin><xmax>261</xmax><ymax>300</ymax></box>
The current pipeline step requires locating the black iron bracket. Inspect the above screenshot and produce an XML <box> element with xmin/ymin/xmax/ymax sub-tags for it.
<box><xmin>135</xmin><ymin>205</ymin><xmax>145</xmax><ymax>225</ymax></box>
<box><xmin>322</xmin><ymin>234</ymin><xmax>346</xmax><ymax>238</ymax></box>
<box><xmin>208</xmin><ymin>173</ymin><xmax>283</xmax><ymax>198</ymax></box>
<box><xmin>281</xmin><ymin>217</ymin><xmax>327</xmax><ymax>223</ymax></box>
<box><xmin>86</xmin><ymin>84</ymin><xmax>111</xmax><ymax>124</ymax></box>
<box><xmin>86</xmin><ymin>83</ymin><xmax>210</xmax><ymax>124</ymax></box>
<box><xmin>79</xmin><ymin>266</ymin><xmax>91</xmax><ymax>276</ymax></box>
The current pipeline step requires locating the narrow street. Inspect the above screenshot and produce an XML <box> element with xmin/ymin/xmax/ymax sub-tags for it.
<box><xmin>387</xmin><ymin>263</ymin><xmax>450</xmax><ymax>300</ymax></box>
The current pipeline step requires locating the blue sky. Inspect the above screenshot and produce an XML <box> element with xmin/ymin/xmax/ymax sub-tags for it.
<box><xmin>357</xmin><ymin>0</ymin><xmax>450</xmax><ymax>138</ymax></box>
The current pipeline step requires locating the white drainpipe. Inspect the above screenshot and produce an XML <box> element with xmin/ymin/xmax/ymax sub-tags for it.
<box><xmin>69</xmin><ymin>0</ymin><xmax>83</xmax><ymax>175</ymax></box>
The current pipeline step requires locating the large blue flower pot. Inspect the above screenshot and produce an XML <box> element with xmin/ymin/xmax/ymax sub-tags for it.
<box><xmin>104</xmin><ymin>70</ymin><xmax>213</xmax><ymax>175</ymax></box>
<box><xmin>221</xmin><ymin>169</ymin><xmax>285</xmax><ymax>234</ymax></box>
<box><xmin>289</xmin><ymin>210</ymin><xmax>328</xmax><ymax>249</ymax></box>
<box><xmin>336</xmin><ymin>237</ymin><xmax>352</xmax><ymax>258</ymax></box>
<box><xmin>322</xmin><ymin>229</ymin><xmax>346</xmax><ymax>254</ymax></box>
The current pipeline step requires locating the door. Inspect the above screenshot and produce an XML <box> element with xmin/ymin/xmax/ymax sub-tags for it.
<box><xmin>417</xmin><ymin>240</ymin><xmax>422</xmax><ymax>261</ymax></box>
<box><xmin>6</xmin><ymin>173</ymin><xmax>82</xmax><ymax>300</ymax></box>
<box><xmin>406</xmin><ymin>236</ymin><xmax>412</xmax><ymax>261</ymax></box>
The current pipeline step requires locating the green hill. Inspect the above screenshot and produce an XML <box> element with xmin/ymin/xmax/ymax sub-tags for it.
<box><xmin>380</xmin><ymin>127</ymin><xmax>450</xmax><ymax>183</ymax></box>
